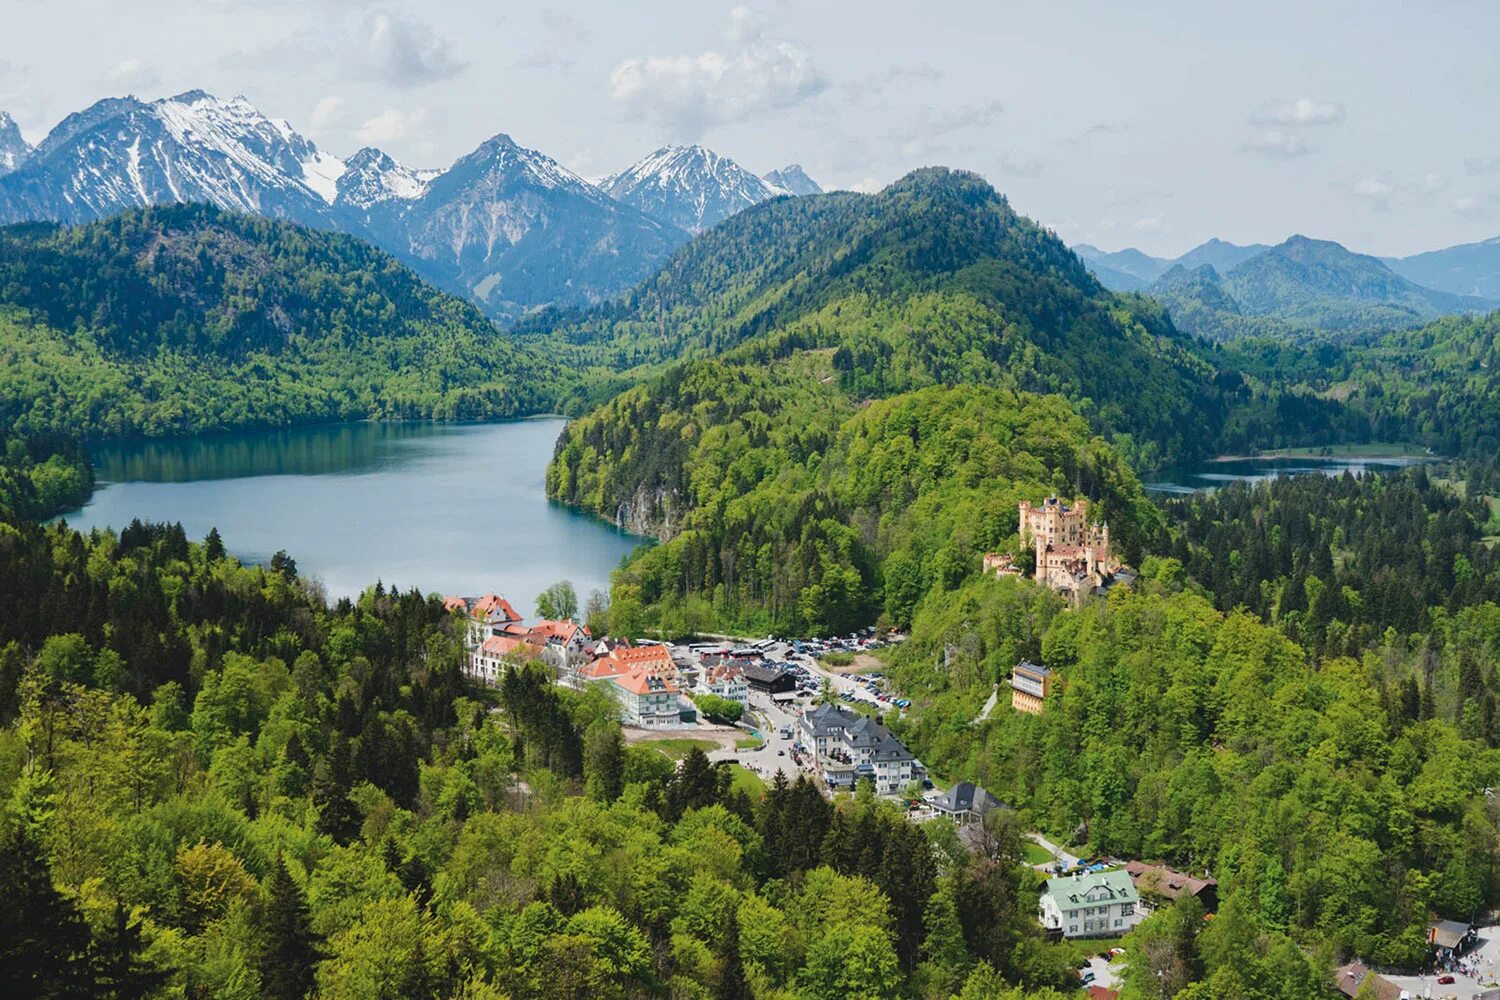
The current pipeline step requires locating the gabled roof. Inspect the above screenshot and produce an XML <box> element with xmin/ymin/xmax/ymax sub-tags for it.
<box><xmin>933</xmin><ymin>781</ymin><xmax>1005</xmax><ymax>815</ymax></box>
<box><xmin>1332</xmin><ymin>962</ymin><xmax>1401</xmax><ymax>1000</ymax></box>
<box><xmin>613</xmin><ymin>667</ymin><xmax>679</xmax><ymax>696</ymax></box>
<box><xmin>444</xmin><ymin>592</ymin><xmax>521</xmax><ymax>624</ymax></box>
<box><xmin>741</xmin><ymin>662</ymin><xmax>790</xmax><ymax>684</ymax></box>
<box><xmin>527</xmin><ymin>619</ymin><xmax>591</xmax><ymax>645</ymax></box>
<box><xmin>1124</xmin><ymin>861</ymin><xmax>1217</xmax><ymax>902</ymax></box>
<box><xmin>1044</xmin><ymin>870</ymin><xmax>1138</xmax><ymax>909</ymax></box>
<box><xmin>1429</xmin><ymin>918</ymin><xmax>1471</xmax><ymax>949</ymax></box>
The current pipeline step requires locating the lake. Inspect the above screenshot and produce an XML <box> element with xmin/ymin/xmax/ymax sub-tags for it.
<box><xmin>1144</xmin><ymin>453</ymin><xmax>1429</xmax><ymax>495</ymax></box>
<box><xmin>56</xmin><ymin>419</ymin><xmax>646</xmax><ymax>616</ymax></box>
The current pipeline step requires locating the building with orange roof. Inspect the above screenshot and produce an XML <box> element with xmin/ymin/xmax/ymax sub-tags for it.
<box><xmin>526</xmin><ymin>619</ymin><xmax>595</xmax><ymax>671</ymax></box>
<box><xmin>444</xmin><ymin>592</ymin><xmax>524</xmax><ymax>648</ymax></box>
<box><xmin>579</xmin><ymin>644</ymin><xmax>683</xmax><ymax>727</ymax></box>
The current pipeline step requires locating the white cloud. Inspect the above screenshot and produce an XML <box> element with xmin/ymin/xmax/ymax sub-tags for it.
<box><xmin>997</xmin><ymin>152</ymin><xmax>1044</xmax><ymax>178</ymax></box>
<box><xmin>357</xmin><ymin>107</ymin><xmax>426</xmax><ymax>144</ymax></box>
<box><xmin>1239</xmin><ymin>130</ymin><xmax>1313</xmax><ymax>158</ymax></box>
<box><xmin>1467</xmin><ymin>156</ymin><xmax>1500</xmax><ymax>175</ymax></box>
<box><xmin>609</xmin><ymin>6</ymin><xmax>826</xmax><ymax>140</ymax></box>
<box><xmin>890</xmin><ymin>99</ymin><xmax>1004</xmax><ymax>155</ymax></box>
<box><xmin>107</xmin><ymin>58</ymin><xmax>159</xmax><ymax>92</ymax></box>
<box><xmin>1451</xmin><ymin>195</ymin><xmax>1487</xmax><ymax>218</ymax></box>
<box><xmin>309</xmin><ymin>96</ymin><xmax>347</xmax><ymax>130</ymax></box>
<box><xmin>1350</xmin><ymin>174</ymin><xmax>1395</xmax><ymax>211</ymax></box>
<box><xmin>843</xmin><ymin>177</ymin><xmax>883</xmax><ymax>193</ymax></box>
<box><xmin>1133</xmin><ymin>213</ymin><xmax>1169</xmax><ymax>235</ymax></box>
<box><xmin>356</xmin><ymin>10</ymin><xmax>467</xmax><ymax>86</ymax></box>
<box><xmin>1250</xmin><ymin>97</ymin><xmax>1345</xmax><ymax>126</ymax></box>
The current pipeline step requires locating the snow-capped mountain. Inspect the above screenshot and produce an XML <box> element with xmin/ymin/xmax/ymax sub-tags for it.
<box><xmin>0</xmin><ymin>112</ymin><xmax>30</xmax><ymax>176</ymax></box>
<box><xmin>762</xmin><ymin>164</ymin><xmax>822</xmax><ymax>196</ymax></box>
<box><xmin>603</xmin><ymin>145</ymin><xmax>789</xmax><ymax>233</ymax></box>
<box><xmin>397</xmin><ymin>133</ymin><xmax>688</xmax><ymax>319</ymax></box>
<box><xmin>0</xmin><ymin>91</ymin><xmax>341</xmax><ymax>226</ymax></box>
<box><xmin>0</xmin><ymin>90</ymin><xmax>699</xmax><ymax>321</ymax></box>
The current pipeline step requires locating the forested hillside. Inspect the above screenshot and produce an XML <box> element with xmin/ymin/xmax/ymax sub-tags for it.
<box><xmin>534</xmin><ymin>168</ymin><xmax>1252</xmax><ymax>468</ymax></box>
<box><xmin>0</xmin><ymin>206</ymin><xmax>575</xmax><ymax>440</ymax></box>
<box><xmin>553</xmin><ymin>371</ymin><xmax>1158</xmax><ymax>638</ymax></box>
<box><xmin>0</xmin><ymin>513</ymin><xmax>1099</xmax><ymax>999</ymax></box>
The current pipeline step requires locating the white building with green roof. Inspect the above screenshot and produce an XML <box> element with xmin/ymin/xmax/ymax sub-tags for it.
<box><xmin>1040</xmin><ymin>869</ymin><xmax>1141</xmax><ymax>939</ymax></box>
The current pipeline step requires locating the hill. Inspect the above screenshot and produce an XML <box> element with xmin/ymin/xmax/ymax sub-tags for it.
<box><xmin>1387</xmin><ymin>234</ymin><xmax>1500</xmax><ymax>299</ymax></box>
<box><xmin>1150</xmin><ymin>235</ymin><xmax>1497</xmax><ymax>340</ymax></box>
<box><xmin>541</xmin><ymin>169</ymin><xmax>1276</xmax><ymax>634</ymax></box>
<box><xmin>0</xmin><ymin>205</ymin><xmax>572</xmax><ymax>439</ymax></box>
<box><xmin>536</xmin><ymin>170</ymin><xmax>1231</xmax><ymax>460</ymax></box>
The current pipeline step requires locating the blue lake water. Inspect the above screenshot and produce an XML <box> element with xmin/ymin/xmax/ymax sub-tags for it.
<box><xmin>1144</xmin><ymin>454</ymin><xmax>1429</xmax><ymax>495</ymax></box>
<box><xmin>56</xmin><ymin>418</ymin><xmax>645</xmax><ymax>616</ymax></box>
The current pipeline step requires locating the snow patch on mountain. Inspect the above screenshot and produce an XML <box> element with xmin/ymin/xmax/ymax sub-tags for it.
<box><xmin>603</xmin><ymin>144</ymin><xmax>783</xmax><ymax>232</ymax></box>
<box><xmin>0</xmin><ymin>112</ymin><xmax>30</xmax><ymax>176</ymax></box>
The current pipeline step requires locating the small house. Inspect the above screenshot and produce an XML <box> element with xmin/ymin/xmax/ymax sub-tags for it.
<box><xmin>930</xmin><ymin>781</ymin><xmax>1006</xmax><ymax>826</ymax></box>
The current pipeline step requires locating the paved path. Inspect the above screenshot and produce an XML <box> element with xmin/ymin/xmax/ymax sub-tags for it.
<box><xmin>1029</xmin><ymin>831</ymin><xmax>1078</xmax><ymax>870</ymax></box>
<box><xmin>973</xmin><ymin>685</ymin><xmax>1000</xmax><ymax>724</ymax></box>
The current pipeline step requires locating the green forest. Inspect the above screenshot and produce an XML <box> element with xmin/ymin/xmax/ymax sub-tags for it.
<box><xmin>0</xmin><ymin>205</ymin><xmax>579</xmax><ymax>443</ymax></box>
<box><xmin>0</xmin><ymin>513</ymin><xmax>1122</xmax><ymax>999</ymax></box>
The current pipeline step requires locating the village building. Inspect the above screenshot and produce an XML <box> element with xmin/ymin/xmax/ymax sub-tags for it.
<box><xmin>1332</xmin><ymin>962</ymin><xmax>1403</xmax><ymax>1000</ymax></box>
<box><xmin>929</xmin><ymin>781</ymin><xmax>1006</xmax><ymax>826</ymax></box>
<box><xmin>798</xmin><ymin>703</ymin><xmax>917</xmax><ymax>795</ymax></box>
<box><xmin>525</xmin><ymin>618</ymin><xmax>594</xmax><ymax>670</ymax></box>
<box><xmin>579</xmin><ymin>647</ymin><xmax>683</xmax><ymax>729</ymax></box>
<box><xmin>742</xmin><ymin>662</ymin><xmax>797</xmax><ymax>698</ymax></box>
<box><xmin>468</xmin><ymin>634</ymin><xmax>545</xmax><ymax>685</ymax></box>
<box><xmin>1427</xmin><ymin>918</ymin><xmax>1476</xmax><ymax>961</ymax></box>
<box><xmin>1123</xmin><ymin>861</ymin><xmax>1219</xmax><ymax>913</ymax></box>
<box><xmin>443</xmin><ymin>592</ymin><xmax>523</xmax><ymax>647</ymax></box>
<box><xmin>697</xmin><ymin>663</ymin><xmax>749</xmax><ymax>706</ymax></box>
<box><xmin>1010</xmin><ymin>660</ymin><xmax>1052</xmax><ymax>714</ymax></box>
<box><xmin>1039</xmin><ymin>870</ymin><xmax>1141</xmax><ymax>939</ymax></box>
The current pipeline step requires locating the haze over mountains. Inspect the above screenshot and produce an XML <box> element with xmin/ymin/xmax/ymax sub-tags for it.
<box><xmin>0</xmin><ymin>91</ymin><xmax>822</xmax><ymax>323</ymax></box>
<box><xmin>1077</xmin><ymin>234</ymin><xmax>1500</xmax><ymax>340</ymax></box>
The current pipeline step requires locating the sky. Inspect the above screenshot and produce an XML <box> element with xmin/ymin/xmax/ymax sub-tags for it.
<box><xmin>2</xmin><ymin>0</ymin><xmax>1498</xmax><ymax>258</ymax></box>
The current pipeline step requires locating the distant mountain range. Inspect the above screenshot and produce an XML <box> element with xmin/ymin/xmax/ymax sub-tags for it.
<box><xmin>602</xmin><ymin>145</ymin><xmax>818</xmax><ymax>233</ymax></box>
<box><xmin>0</xmin><ymin>92</ymin><xmax>822</xmax><ymax>323</ymax></box>
<box><xmin>1076</xmin><ymin>234</ymin><xmax>1499</xmax><ymax>339</ymax></box>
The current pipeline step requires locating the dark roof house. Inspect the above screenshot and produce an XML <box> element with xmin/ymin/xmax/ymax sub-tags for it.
<box><xmin>931</xmin><ymin>781</ymin><xmax>1006</xmax><ymax>825</ymax></box>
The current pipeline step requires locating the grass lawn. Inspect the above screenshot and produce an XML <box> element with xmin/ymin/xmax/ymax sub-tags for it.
<box><xmin>1022</xmin><ymin>841</ymin><xmax>1055</xmax><ymax>865</ymax></box>
<box><xmin>726</xmin><ymin>763</ymin><xmax>766</xmax><ymax>798</ymax></box>
<box><xmin>645</xmin><ymin>738</ymin><xmax>718</xmax><ymax>761</ymax></box>
<box><xmin>735</xmin><ymin>736</ymin><xmax>764</xmax><ymax>750</ymax></box>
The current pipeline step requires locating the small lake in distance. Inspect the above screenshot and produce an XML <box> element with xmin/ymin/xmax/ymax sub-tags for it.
<box><xmin>56</xmin><ymin>419</ymin><xmax>645</xmax><ymax>616</ymax></box>
<box><xmin>1144</xmin><ymin>453</ymin><xmax>1429</xmax><ymax>495</ymax></box>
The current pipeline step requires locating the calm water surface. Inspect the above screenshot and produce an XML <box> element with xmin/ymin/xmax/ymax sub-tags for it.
<box><xmin>57</xmin><ymin>419</ymin><xmax>644</xmax><ymax>615</ymax></box>
<box><xmin>1145</xmin><ymin>454</ymin><xmax>1429</xmax><ymax>495</ymax></box>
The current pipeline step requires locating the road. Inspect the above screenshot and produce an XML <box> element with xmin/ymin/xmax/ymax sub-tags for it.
<box><xmin>707</xmin><ymin>692</ymin><xmax>809</xmax><ymax>782</ymax></box>
<box><xmin>1029</xmin><ymin>831</ymin><xmax>1079</xmax><ymax>871</ymax></box>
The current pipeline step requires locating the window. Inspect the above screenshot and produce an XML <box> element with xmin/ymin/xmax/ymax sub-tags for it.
<box><xmin>1121</xmin><ymin>904</ymin><xmax>1134</xmax><ymax>917</ymax></box>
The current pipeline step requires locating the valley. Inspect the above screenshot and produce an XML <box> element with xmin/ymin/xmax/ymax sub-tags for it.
<box><xmin>1</xmin><ymin>58</ymin><xmax>1500</xmax><ymax>1000</ymax></box>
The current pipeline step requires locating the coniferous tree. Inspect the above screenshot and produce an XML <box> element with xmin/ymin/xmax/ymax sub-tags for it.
<box><xmin>92</xmin><ymin>900</ymin><xmax>168</xmax><ymax>1000</ymax></box>
<box><xmin>256</xmin><ymin>855</ymin><xmax>322</xmax><ymax>1000</ymax></box>
<box><xmin>715</xmin><ymin>906</ymin><xmax>751</xmax><ymax>1000</ymax></box>
<box><xmin>313</xmin><ymin>733</ymin><xmax>360</xmax><ymax>844</ymax></box>
<box><xmin>0</xmin><ymin>826</ymin><xmax>95</xmax><ymax>998</ymax></box>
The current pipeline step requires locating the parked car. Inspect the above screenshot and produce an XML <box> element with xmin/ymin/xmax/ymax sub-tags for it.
<box><xmin>1438</xmin><ymin>975</ymin><xmax>1455</xmax><ymax>984</ymax></box>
